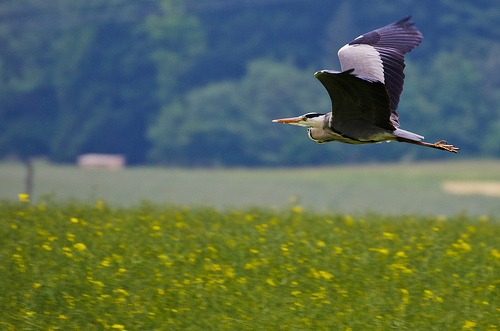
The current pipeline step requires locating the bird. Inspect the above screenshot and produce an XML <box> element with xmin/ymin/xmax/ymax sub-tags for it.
<box><xmin>272</xmin><ymin>16</ymin><xmax>459</xmax><ymax>153</ymax></box>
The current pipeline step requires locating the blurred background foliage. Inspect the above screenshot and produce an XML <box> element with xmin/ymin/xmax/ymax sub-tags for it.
<box><xmin>1</xmin><ymin>0</ymin><xmax>499</xmax><ymax>166</ymax></box>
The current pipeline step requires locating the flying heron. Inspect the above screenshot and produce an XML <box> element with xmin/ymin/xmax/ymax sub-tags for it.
<box><xmin>273</xmin><ymin>16</ymin><xmax>459</xmax><ymax>153</ymax></box>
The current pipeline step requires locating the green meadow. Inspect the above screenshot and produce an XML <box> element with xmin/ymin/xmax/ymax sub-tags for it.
<box><xmin>1</xmin><ymin>202</ymin><xmax>499</xmax><ymax>330</ymax></box>
<box><xmin>1</xmin><ymin>161</ymin><xmax>500</xmax><ymax>329</ymax></box>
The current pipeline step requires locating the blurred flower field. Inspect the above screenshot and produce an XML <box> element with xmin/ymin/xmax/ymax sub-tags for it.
<box><xmin>1</xmin><ymin>200</ymin><xmax>499</xmax><ymax>330</ymax></box>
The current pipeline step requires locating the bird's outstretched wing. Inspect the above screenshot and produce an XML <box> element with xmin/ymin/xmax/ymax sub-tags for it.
<box><xmin>337</xmin><ymin>16</ymin><xmax>423</xmax><ymax>125</ymax></box>
<box><xmin>315</xmin><ymin>69</ymin><xmax>395</xmax><ymax>140</ymax></box>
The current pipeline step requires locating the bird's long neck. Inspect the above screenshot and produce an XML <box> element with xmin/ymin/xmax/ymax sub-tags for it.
<box><xmin>307</xmin><ymin>113</ymin><xmax>331</xmax><ymax>143</ymax></box>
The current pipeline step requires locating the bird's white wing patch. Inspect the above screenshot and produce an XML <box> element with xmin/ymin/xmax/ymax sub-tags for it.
<box><xmin>337</xmin><ymin>44</ymin><xmax>384</xmax><ymax>83</ymax></box>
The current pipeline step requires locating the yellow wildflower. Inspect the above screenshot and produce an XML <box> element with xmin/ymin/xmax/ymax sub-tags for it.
<box><xmin>383</xmin><ymin>232</ymin><xmax>395</xmax><ymax>240</ymax></box>
<box><xmin>479</xmin><ymin>215</ymin><xmax>488</xmax><ymax>222</ymax></box>
<box><xmin>424</xmin><ymin>290</ymin><xmax>433</xmax><ymax>300</ymax></box>
<box><xmin>225</xmin><ymin>268</ymin><xmax>235</xmax><ymax>278</ymax></box>
<box><xmin>369</xmin><ymin>248</ymin><xmax>389</xmax><ymax>255</ymax></box>
<box><xmin>73</xmin><ymin>243</ymin><xmax>87</xmax><ymax>252</ymax></box>
<box><xmin>461</xmin><ymin>241</ymin><xmax>472</xmax><ymax>251</ymax></box>
<box><xmin>18</xmin><ymin>193</ymin><xmax>30</xmax><ymax>202</ymax></box>
<box><xmin>400</xmin><ymin>289</ymin><xmax>410</xmax><ymax>304</ymax></box>
<box><xmin>318</xmin><ymin>270</ymin><xmax>333</xmax><ymax>281</ymax></box>
<box><xmin>266</xmin><ymin>278</ymin><xmax>277</xmax><ymax>286</ymax></box>
<box><xmin>96</xmin><ymin>200</ymin><xmax>104</xmax><ymax>210</ymax></box>
<box><xmin>491</xmin><ymin>249</ymin><xmax>500</xmax><ymax>259</ymax></box>
<box><xmin>113</xmin><ymin>289</ymin><xmax>129</xmax><ymax>296</ymax></box>
<box><xmin>463</xmin><ymin>320</ymin><xmax>476</xmax><ymax>330</ymax></box>
<box><xmin>395</xmin><ymin>251</ymin><xmax>407</xmax><ymax>258</ymax></box>
<box><xmin>345</xmin><ymin>215</ymin><xmax>354</xmax><ymax>226</ymax></box>
<box><xmin>457</xmin><ymin>239</ymin><xmax>471</xmax><ymax>251</ymax></box>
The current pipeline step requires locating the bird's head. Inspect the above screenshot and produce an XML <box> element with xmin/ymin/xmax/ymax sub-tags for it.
<box><xmin>272</xmin><ymin>112</ymin><xmax>326</xmax><ymax>128</ymax></box>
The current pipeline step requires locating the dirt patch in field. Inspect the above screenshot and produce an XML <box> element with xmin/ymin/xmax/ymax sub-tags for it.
<box><xmin>442</xmin><ymin>181</ymin><xmax>500</xmax><ymax>197</ymax></box>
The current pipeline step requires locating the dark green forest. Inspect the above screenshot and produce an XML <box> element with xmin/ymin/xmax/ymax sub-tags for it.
<box><xmin>1</xmin><ymin>0</ymin><xmax>500</xmax><ymax>166</ymax></box>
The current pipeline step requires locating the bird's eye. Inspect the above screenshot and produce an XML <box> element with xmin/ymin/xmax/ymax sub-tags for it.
<box><xmin>302</xmin><ymin>117</ymin><xmax>308</xmax><ymax>121</ymax></box>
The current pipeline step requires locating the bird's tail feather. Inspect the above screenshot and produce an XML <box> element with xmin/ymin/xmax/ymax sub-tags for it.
<box><xmin>392</xmin><ymin>128</ymin><xmax>424</xmax><ymax>141</ymax></box>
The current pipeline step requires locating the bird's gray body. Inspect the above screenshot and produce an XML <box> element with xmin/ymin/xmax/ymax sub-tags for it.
<box><xmin>310</xmin><ymin>69</ymin><xmax>423</xmax><ymax>145</ymax></box>
<box><xmin>273</xmin><ymin>16</ymin><xmax>459</xmax><ymax>153</ymax></box>
<box><xmin>306</xmin><ymin>112</ymin><xmax>423</xmax><ymax>145</ymax></box>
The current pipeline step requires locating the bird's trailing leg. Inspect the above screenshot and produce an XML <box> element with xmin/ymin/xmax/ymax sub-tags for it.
<box><xmin>396</xmin><ymin>138</ymin><xmax>459</xmax><ymax>153</ymax></box>
<box><xmin>431</xmin><ymin>140</ymin><xmax>460</xmax><ymax>153</ymax></box>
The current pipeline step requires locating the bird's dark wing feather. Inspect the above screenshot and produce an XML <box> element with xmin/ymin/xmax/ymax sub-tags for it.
<box><xmin>338</xmin><ymin>16</ymin><xmax>423</xmax><ymax>126</ymax></box>
<box><xmin>315</xmin><ymin>69</ymin><xmax>396</xmax><ymax>137</ymax></box>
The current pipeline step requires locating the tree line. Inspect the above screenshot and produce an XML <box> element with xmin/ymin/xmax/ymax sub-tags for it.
<box><xmin>1</xmin><ymin>0</ymin><xmax>499</xmax><ymax>166</ymax></box>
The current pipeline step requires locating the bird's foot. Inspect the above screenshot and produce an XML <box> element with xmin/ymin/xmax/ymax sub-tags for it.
<box><xmin>433</xmin><ymin>140</ymin><xmax>459</xmax><ymax>153</ymax></box>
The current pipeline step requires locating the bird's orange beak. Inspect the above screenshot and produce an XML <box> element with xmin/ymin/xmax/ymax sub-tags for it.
<box><xmin>272</xmin><ymin>116</ymin><xmax>303</xmax><ymax>124</ymax></box>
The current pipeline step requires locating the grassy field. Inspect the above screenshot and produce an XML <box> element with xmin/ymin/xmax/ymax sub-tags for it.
<box><xmin>1</xmin><ymin>201</ymin><xmax>499</xmax><ymax>330</ymax></box>
<box><xmin>1</xmin><ymin>160</ymin><xmax>500</xmax><ymax>215</ymax></box>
